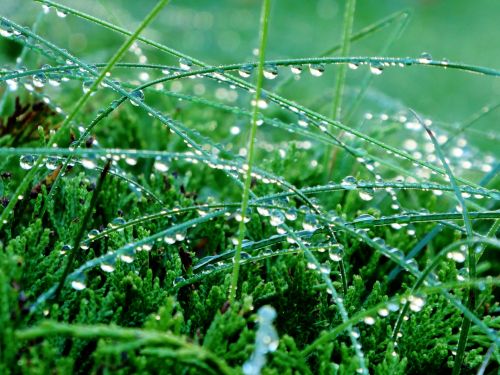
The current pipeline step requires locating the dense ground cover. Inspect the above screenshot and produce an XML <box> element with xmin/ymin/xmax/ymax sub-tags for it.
<box><xmin>0</xmin><ymin>1</ymin><xmax>499</xmax><ymax>374</ymax></box>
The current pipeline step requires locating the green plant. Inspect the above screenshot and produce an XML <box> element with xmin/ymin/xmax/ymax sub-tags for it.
<box><xmin>0</xmin><ymin>1</ymin><xmax>499</xmax><ymax>374</ymax></box>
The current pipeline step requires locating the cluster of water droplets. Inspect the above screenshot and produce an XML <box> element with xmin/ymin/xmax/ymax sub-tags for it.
<box><xmin>2</xmin><ymin>12</ymin><xmax>497</xmax><ymax>369</ymax></box>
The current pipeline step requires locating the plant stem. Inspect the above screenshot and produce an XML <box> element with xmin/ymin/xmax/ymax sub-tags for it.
<box><xmin>229</xmin><ymin>0</ymin><xmax>271</xmax><ymax>306</ymax></box>
<box><xmin>331</xmin><ymin>0</ymin><xmax>356</xmax><ymax>121</ymax></box>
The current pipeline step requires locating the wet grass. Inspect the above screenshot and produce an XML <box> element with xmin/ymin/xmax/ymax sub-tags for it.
<box><xmin>0</xmin><ymin>1</ymin><xmax>499</xmax><ymax>374</ymax></box>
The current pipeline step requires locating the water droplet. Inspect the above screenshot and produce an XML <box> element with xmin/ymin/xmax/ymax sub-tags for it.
<box><xmin>19</xmin><ymin>155</ymin><xmax>36</xmax><ymax>170</ymax></box>
<box><xmin>408</xmin><ymin>295</ymin><xmax>425</xmax><ymax>312</ymax></box>
<box><xmin>418</xmin><ymin>52</ymin><xmax>432</xmax><ymax>64</ymax></box>
<box><xmin>230</xmin><ymin>126</ymin><xmax>240</xmax><ymax>135</ymax></box>
<box><xmin>125</xmin><ymin>157</ymin><xmax>138</xmax><ymax>166</ymax></box>
<box><xmin>406</xmin><ymin>225</ymin><xmax>416</xmax><ymax>236</ymax></box>
<box><xmin>309</xmin><ymin>63</ymin><xmax>325</xmax><ymax>77</ymax></box>
<box><xmin>142</xmin><ymin>243</ymin><xmax>153</xmax><ymax>252</ymax></box>
<box><xmin>387</xmin><ymin>302</ymin><xmax>399</xmax><ymax>312</ymax></box>
<box><xmin>173</xmin><ymin>276</ymin><xmax>185</xmax><ymax>286</ymax></box>
<box><xmin>269</xmin><ymin>209</ymin><xmax>285</xmax><ymax>227</ymax></box>
<box><xmin>82</xmin><ymin>79</ymin><xmax>94</xmax><ymax>94</ymax></box>
<box><xmin>363</xmin><ymin>316</ymin><xmax>375</xmax><ymax>325</ymax></box>
<box><xmin>175</xmin><ymin>229</ymin><xmax>187</xmax><ymax>241</ymax></box>
<box><xmin>328</xmin><ymin>244</ymin><xmax>344</xmax><ymax>262</ymax></box>
<box><xmin>302</xmin><ymin>214</ymin><xmax>318</xmax><ymax>232</ymax></box>
<box><xmin>153</xmin><ymin>159</ymin><xmax>169</xmax><ymax>172</ymax></box>
<box><xmin>447</xmin><ymin>251</ymin><xmax>465</xmax><ymax>263</ymax></box>
<box><xmin>290</xmin><ymin>65</ymin><xmax>302</xmax><ymax>75</ymax></box>
<box><xmin>203</xmin><ymin>264</ymin><xmax>216</xmax><ymax>273</ymax></box>
<box><xmin>87</xmin><ymin>229</ymin><xmax>100</xmax><ymax>239</ymax></box>
<box><xmin>235</xmin><ymin>209</ymin><xmax>251</xmax><ymax>223</ymax></box>
<box><xmin>179</xmin><ymin>58</ymin><xmax>192</xmax><ymax>71</ymax></box>
<box><xmin>119</xmin><ymin>252</ymin><xmax>135</xmax><ymax>263</ymax></box>
<box><xmin>81</xmin><ymin>157</ymin><xmax>97</xmax><ymax>170</ymax></box>
<box><xmin>0</xmin><ymin>21</ymin><xmax>13</xmax><ymax>37</ymax></box>
<box><xmin>354</xmin><ymin>214</ymin><xmax>375</xmax><ymax>223</ymax></box>
<box><xmin>56</xmin><ymin>9</ymin><xmax>68</xmax><ymax>18</ymax></box>
<box><xmin>263</xmin><ymin>64</ymin><xmax>278</xmax><ymax>80</ymax></box>
<box><xmin>369</xmin><ymin>62</ymin><xmax>383</xmax><ymax>75</ymax></box>
<box><xmin>358</xmin><ymin>189</ymin><xmax>374</xmax><ymax>201</ymax></box>
<box><xmin>340</xmin><ymin>176</ymin><xmax>357</xmax><ymax>190</ymax></box>
<box><xmin>164</xmin><ymin>235</ymin><xmax>176</xmax><ymax>245</ymax></box>
<box><xmin>110</xmin><ymin>217</ymin><xmax>126</xmax><ymax>229</ymax></box>
<box><xmin>307</xmin><ymin>261</ymin><xmax>317</xmax><ymax>270</ymax></box>
<box><xmin>319</xmin><ymin>263</ymin><xmax>331</xmax><ymax>275</ymax></box>
<box><xmin>238</xmin><ymin>64</ymin><xmax>253</xmax><ymax>78</ymax></box>
<box><xmin>240</xmin><ymin>252</ymin><xmax>252</xmax><ymax>260</ymax></box>
<box><xmin>348</xmin><ymin>62</ymin><xmax>359</xmax><ymax>70</ymax></box>
<box><xmin>285</xmin><ymin>208</ymin><xmax>297</xmax><ymax>221</ymax></box>
<box><xmin>68</xmin><ymin>141</ymin><xmax>78</xmax><ymax>152</ymax></box>
<box><xmin>32</xmin><ymin>73</ymin><xmax>47</xmax><ymax>88</ymax></box>
<box><xmin>60</xmin><ymin>244</ymin><xmax>72</xmax><ymax>255</ymax></box>
<box><xmin>251</xmin><ymin>97</ymin><xmax>268</xmax><ymax>109</ymax></box>
<box><xmin>6</xmin><ymin>78</ymin><xmax>18</xmax><ymax>91</ymax></box>
<box><xmin>71</xmin><ymin>280</ymin><xmax>86</xmax><ymax>290</ymax></box>
<box><xmin>129</xmin><ymin>89</ymin><xmax>145</xmax><ymax>106</ymax></box>
<box><xmin>297</xmin><ymin>114</ymin><xmax>309</xmax><ymax>127</ymax></box>
<box><xmin>257</xmin><ymin>206</ymin><xmax>270</xmax><ymax>216</ymax></box>
<box><xmin>100</xmin><ymin>259</ymin><xmax>116</xmax><ymax>273</ymax></box>
<box><xmin>377</xmin><ymin>308</ymin><xmax>389</xmax><ymax>317</ymax></box>
<box><xmin>44</xmin><ymin>157</ymin><xmax>59</xmax><ymax>171</ymax></box>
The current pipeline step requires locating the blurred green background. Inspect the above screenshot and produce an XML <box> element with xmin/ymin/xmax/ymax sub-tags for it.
<box><xmin>1</xmin><ymin>0</ymin><xmax>499</xmax><ymax>152</ymax></box>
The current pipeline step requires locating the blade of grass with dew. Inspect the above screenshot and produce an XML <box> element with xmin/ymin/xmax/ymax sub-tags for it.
<box><xmin>229</xmin><ymin>0</ymin><xmax>271</xmax><ymax>306</ymax></box>
<box><xmin>331</xmin><ymin>0</ymin><xmax>356</xmax><ymax>121</ymax></box>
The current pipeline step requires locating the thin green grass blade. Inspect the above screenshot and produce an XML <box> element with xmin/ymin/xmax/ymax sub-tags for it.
<box><xmin>229</xmin><ymin>0</ymin><xmax>271</xmax><ymax>305</ymax></box>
